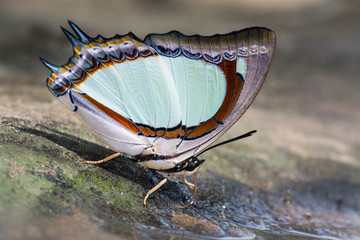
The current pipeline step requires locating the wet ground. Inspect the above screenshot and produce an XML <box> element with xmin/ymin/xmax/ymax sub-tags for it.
<box><xmin>1</xmin><ymin>0</ymin><xmax>360</xmax><ymax>239</ymax></box>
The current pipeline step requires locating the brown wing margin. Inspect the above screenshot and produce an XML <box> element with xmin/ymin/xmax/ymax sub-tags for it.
<box><xmin>198</xmin><ymin>27</ymin><xmax>276</xmax><ymax>145</ymax></box>
<box><xmin>192</xmin><ymin>27</ymin><xmax>276</xmax><ymax>151</ymax></box>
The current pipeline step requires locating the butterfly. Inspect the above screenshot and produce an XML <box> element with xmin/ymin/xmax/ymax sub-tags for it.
<box><xmin>41</xmin><ymin>21</ymin><xmax>276</xmax><ymax>207</ymax></box>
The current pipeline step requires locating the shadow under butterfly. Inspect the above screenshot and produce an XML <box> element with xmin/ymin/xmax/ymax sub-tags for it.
<box><xmin>41</xmin><ymin>21</ymin><xmax>276</xmax><ymax>208</ymax></box>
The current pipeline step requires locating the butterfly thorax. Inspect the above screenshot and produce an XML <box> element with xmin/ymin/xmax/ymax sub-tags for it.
<box><xmin>135</xmin><ymin>153</ymin><xmax>205</xmax><ymax>175</ymax></box>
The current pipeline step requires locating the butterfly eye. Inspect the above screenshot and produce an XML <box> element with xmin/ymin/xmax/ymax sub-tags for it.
<box><xmin>184</xmin><ymin>158</ymin><xmax>205</xmax><ymax>172</ymax></box>
<box><xmin>185</xmin><ymin>161</ymin><xmax>196</xmax><ymax>171</ymax></box>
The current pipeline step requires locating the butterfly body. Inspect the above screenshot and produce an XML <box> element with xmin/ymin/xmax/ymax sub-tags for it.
<box><xmin>42</xmin><ymin>22</ymin><xmax>275</xmax><ymax>205</ymax></box>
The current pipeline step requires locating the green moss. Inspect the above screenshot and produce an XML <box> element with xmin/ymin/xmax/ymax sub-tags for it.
<box><xmin>0</xmin><ymin>144</ymin><xmax>56</xmax><ymax>212</ymax></box>
<box><xmin>64</xmin><ymin>168</ymin><xmax>146</xmax><ymax>212</ymax></box>
<box><xmin>0</xmin><ymin>117</ymin><xmax>150</xmax><ymax>223</ymax></box>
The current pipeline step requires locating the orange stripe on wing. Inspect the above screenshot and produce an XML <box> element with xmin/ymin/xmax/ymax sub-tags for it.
<box><xmin>82</xmin><ymin>95</ymin><xmax>141</xmax><ymax>135</ymax></box>
<box><xmin>215</xmin><ymin>60</ymin><xmax>243</xmax><ymax>122</ymax></box>
<box><xmin>138</xmin><ymin>126</ymin><xmax>155</xmax><ymax>136</ymax></box>
<box><xmin>186</xmin><ymin>118</ymin><xmax>219</xmax><ymax>139</ymax></box>
<box><xmin>162</xmin><ymin>128</ymin><xmax>183</xmax><ymax>138</ymax></box>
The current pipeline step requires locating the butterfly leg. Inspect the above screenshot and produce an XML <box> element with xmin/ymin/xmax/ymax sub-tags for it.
<box><xmin>143</xmin><ymin>178</ymin><xmax>167</xmax><ymax>205</ymax></box>
<box><xmin>175</xmin><ymin>173</ymin><xmax>198</xmax><ymax>209</ymax></box>
<box><xmin>84</xmin><ymin>152</ymin><xmax>121</xmax><ymax>164</ymax></box>
<box><xmin>183</xmin><ymin>174</ymin><xmax>195</xmax><ymax>188</ymax></box>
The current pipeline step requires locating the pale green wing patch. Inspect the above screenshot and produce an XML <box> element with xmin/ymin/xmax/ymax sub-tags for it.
<box><xmin>157</xmin><ymin>56</ymin><xmax>226</xmax><ymax>128</ymax></box>
<box><xmin>77</xmin><ymin>56</ymin><xmax>182</xmax><ymax>129</ymax></box>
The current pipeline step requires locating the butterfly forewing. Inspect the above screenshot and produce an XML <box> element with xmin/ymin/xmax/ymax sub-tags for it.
<box><xmin>145</xmin><ymin>27</ymin><xmax>275</xmax><ymax>157</ymax></box>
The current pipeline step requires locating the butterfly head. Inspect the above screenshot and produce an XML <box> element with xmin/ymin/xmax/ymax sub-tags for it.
<box><xmin>183</xmin><ymin>156</ymin><xmax>205</xmax><ymax>174</ymax></box>
<box><xmin>161</xmin><ymin>156</ymin><xmax>205</xmax><ymax>175</ymax></box>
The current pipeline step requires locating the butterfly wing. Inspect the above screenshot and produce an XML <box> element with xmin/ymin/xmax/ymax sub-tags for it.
<box><xmin>42</xmin><ymin>23</ymin><xmax>275</xmax><ymax>163</ymax></box>
<box><xmin>145</xmin><ymin>28</ymin><xmax>276</xmax><ymax>159</ymax></box>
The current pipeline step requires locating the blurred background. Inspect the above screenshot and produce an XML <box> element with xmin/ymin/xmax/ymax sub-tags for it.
<box><xmin>0</xmin><ymin>0</ymin><xmax>359</xmax><ymax>239</ymax></box>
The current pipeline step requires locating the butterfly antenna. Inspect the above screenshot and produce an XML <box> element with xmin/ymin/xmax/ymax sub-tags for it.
<box><xmin>195</xmin><ymin>130</ymin><xmax>257</xmax><ymax>158</ymax></box>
